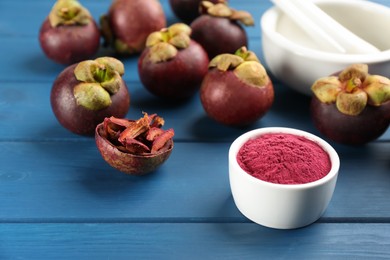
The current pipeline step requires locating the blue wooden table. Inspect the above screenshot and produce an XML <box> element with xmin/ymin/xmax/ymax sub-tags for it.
<box><xmin>1</xmin><ymin>0</ymin><xmax>390</xmax><ymax>258</ymax></box>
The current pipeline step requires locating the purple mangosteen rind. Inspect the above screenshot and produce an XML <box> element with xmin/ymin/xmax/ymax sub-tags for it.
<box><xmin>200</xmin><ymin>47</ymin><xmax>274</xmax><ymax>126</ymax></box>
<box><xmin>39</xmin><ymin>0</ymin><xmax>100</xmax><ymax>65</ymax></box>
<box><xmin>310</xmin><ymin>64</ymin><xmax>390</xmax><ymax>144</ymax></box>
<box><xmin>95</xmin><ymin>118</ymin><xmax>174</xmax><ymax>175</ymax></box>
<box><xmin>139</xmin><ymin>40</ymin><xmax>209</xmax><ymax>99</ymax></box>
<box><xmin>201</xmin><ymin>69</ymin><xmax>274</xmax><ymax>125</ymax></box>
<box><xmin>39</xmin><ymin>19</ymin><xmax>100</xmax><ymax>64</ymax></box>
<box><xmin>311</xmin><ymin>96</ymin><xmax>390</xmax><ymax>145</ymax></box>
<box><xmin>190</xmin><ymin>2</ymin><xmax>254</xmax><ymax>59</ymax></box>
<box><xmin>190</xmin><ymin>15</ymin><xmax>248</xmax><ymax>59</ymax></box>
<box><xmin>100</xmin><ymin>0</ymin><xmax>166</xmax><ymax>55</ymax></box>
<box><xmin>138</xmin><ymin>23</ymin><xmax>209</xmax><ymax>99</ymax></box>
<box><xmin>51</xmin><ymin>57</ymin><xmax>130</xmax><ymax>136</ymax></box>
<box><xmin>169</xmin><ymin>0</ymin><xmax>228</xmax><ymax>24</ymax></box>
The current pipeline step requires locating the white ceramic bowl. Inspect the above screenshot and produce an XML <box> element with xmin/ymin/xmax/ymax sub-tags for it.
<box><xmin>229</xmin><ymin>127</ymin><xmax>340</xmax><ymax>229</ymax></box>
<box><xmin>261</xmin><ymin>0</ymin><xmax>390</xmax><ymax>95</ymax></box>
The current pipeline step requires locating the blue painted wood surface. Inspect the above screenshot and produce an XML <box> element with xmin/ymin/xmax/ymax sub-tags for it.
<box><xmin>0</xmin><ymin>0</ymin><xmax>389</xmax><ymax>259</ymax></box>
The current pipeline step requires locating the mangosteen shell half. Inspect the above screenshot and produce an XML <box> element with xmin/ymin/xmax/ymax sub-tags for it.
<box><xmin>95</xmin><ymin>122</ymin><xmax>174</xmax><ymax>175</ymax></box>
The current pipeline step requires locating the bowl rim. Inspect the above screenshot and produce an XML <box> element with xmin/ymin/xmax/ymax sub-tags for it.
<box><xmin>229</xmin><ymin>127</ymin><xmax>340</xmax><ymax>190</ymax></box>
<box><xmin>261</xmin><ymin>0</ymin><xmax>390</xmax><ymax>63</ymax></box>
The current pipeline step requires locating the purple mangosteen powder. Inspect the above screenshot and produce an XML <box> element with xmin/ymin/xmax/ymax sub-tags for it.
<box><xmin>237</xmin><ymin>133</ymin><xmax>331</xmax><ymax>184</ymax></box>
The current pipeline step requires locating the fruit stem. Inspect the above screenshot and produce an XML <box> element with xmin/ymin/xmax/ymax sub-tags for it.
<box><xmin>160</xmin><ymin>29</ymin><xmax>170</xmax><ymax>43</ymax></box>
<box><xmin>59</xmin><ymin>7</ymin><xmax>77</xmax><ymax>20</ymax></box>
<box><xmin>234</xmin><ymin>46</ymin><xmax>259</xmax><ymax>62</ymax></box>
<box><xmin>94</xmin><ymin>66</ymin><xmax>109</xmax><ymax>83</ymax></box>
<box><xmin>345</xmin><ymin>78</ymin><xmax>360</xmax><ymax>93</ymax></box>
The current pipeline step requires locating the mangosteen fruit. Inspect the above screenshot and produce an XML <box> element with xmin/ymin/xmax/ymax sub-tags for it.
<box><xmin>169</xmin><ymin>0</ymin><xmax>227</xmax><ymax>24</ymax></box>
<box><xmin>100</xmin><ymin>0</ymin><xmax>166</xmax><ymax>55</ymax></box>
<box><xmin>95</xmin><ymin>113</ymin><xmax>174</xmax><ymax>175</ymax></box>
<box><xmin>39</xmin><ymin>0</ymin><xmax>100</xmax><ymax>65</ymax></box>
<box><xmin>311</xmin><ymin>64</ymin><xmax>390</xmax><ymax>145</ymax></box>
<box><xmin>200</xmin><ymin>47</ymin><xmax>274</xmax><ymax>126</ymax></box>
<box><xmin>138</xmin><ymin>23</ymin><xmax>209</xmax><ymax>100</ymax></box>
<box><xmin>190</xmin><ymin>1</ymin><xmax>254</xmax><ymax>59</ymax></box>
<box><xmin>51</xmin><ymin>57</ymin><xmax>130</xmax><ymax>135</ymax></box>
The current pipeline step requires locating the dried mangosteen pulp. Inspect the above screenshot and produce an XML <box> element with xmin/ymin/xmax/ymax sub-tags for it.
<box><xmin>95</xmin><ymin>113</ymin><xmax>174</xmax><ymax>175</ymax></box>
<box><xmin>200</xmin><ymin>47</ymin><xmax>274</xmax><ymax>126</ymax></box>
<box><xmin>51</xmin><ymin>57</ymin><xmax>130</xmax><ymax>135</ymax></box>
<box><xmin>100</xmin><ymin>0</ymin><xmax>166</xmax><ymax>55</ymax></box>
<box><xmin>311</xmin><ymin>64</ymin><xmax>390</xmax><ymax>145</ymax></box>
<box><xmin>138</xmin><ymin>23</ymin><xmax>209</xmax><ymax>100</ymax></box>
<box><xmin>190</xmin><ymin>1</ymin><xmax>254</xmax><ymax>58</ymax></box>
<box><xmin>39</xmin><ymin>0</ymin><xmax>100</xmax><ymax>65</ymax></box>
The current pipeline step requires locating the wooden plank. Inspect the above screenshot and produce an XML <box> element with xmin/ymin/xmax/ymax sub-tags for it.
<box><xmin>2</xmin><ymin>0</ymin><xmax>388</xmax><ymax>41</ymax></box>
<box><xmin>0</xmin><ymin>0</ymin><xmax>264</xmax><ymax>84</ymax></box>
<box><xmin>0</xmin><ymin>141</ymin><xmax>246</xmax><ymax>221</ymax></box>
<box><xmin>1</xmin><ymin>223</ymin><xmax>390</xmax><ymax>259</ymax></box>
<box><xmin>0</xmin><ymin>37</ymin><xmax>138</xmax><ymax>83</ymax></box>
<box><xmin>0</xmin><ymin>36</ymin><xmax>264</xmax><ymax>83</ymax></box>
<box><xmin>0</xmin><ymin>79</ymin><xmax>388</xmax><ymax>141</ymax></box>
<box><xmin>0</xmin><ymin>0</ymin><xmax>263</xmax><ymax>38</ymax></box>
<box><xmin>0</xmin><ymin>141</ymin><xmax>389</xmax><ymax>220</ymax></box>
<box><xmin>0</xmin><ymin>0</ymin><xmax>389</xmax><ymax>258</ymax></box>
<box><xmin>0</xmin><ymin>80</ymin><xmax>308</xmax><ymax>141</ymax></box>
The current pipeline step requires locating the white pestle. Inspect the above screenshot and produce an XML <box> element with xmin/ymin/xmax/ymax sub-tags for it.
<box><xmin>270</xmin><ymin>0</ymin><xmax>381</xmax><ymax>54</ymax></box>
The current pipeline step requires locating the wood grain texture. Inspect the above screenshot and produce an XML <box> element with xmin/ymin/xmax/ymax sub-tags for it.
<box><xmin>0</xmin><ymin>0</ymin><xmax>390</xmax><ymax>258</ymax></box>
<box><xmin>0</xmin><ymin>80</ymin><xmax>388</xmax><ymax>141</ymax></box>
<box><xmin>0</xmin><ymin>141</ymin><xmax>389</xmax><ymax>220</ymax></box>
<box><xmin>1</xmin><ymin>223</ymin><xmax>390</xmax><ymax>259</ymax></box>
<box><xmin>0</xmin><ymin>1</ymin><xmax>262</xmax><ymax>39</ymax></box>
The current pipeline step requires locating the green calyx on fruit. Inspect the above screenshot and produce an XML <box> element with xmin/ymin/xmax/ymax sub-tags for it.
<box><xmin>49</xmin><ymin>0</ymin><xmax>92</xmax><ymax>27</ymax></box>
<box><xmin>311</xmin><ymin>64</ymin><xmax>390</xmax><ymax>116</ymax></box>
<box><xmin>199</xmin><ymin>1</ymin><xmax>254</xmax><ymax>26</ymax></box>
<box><xmin>73</xmin><ymin>57</ymin><xmax>125</xmax><ymax>111</ymax></box>
<box><xmin>145</xmin><ymin>23</ymin><xmax>192</xmax><ymax>63</ymax></box>
<box><xmin>209</xmin><ymin>46</ymin><xmax>269</xmax><ymax>87</ymax></box>
<box><xmin>364</xmin><ymin>75</ymin><xmax>390</xmax><ymax>106</ymax></box>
